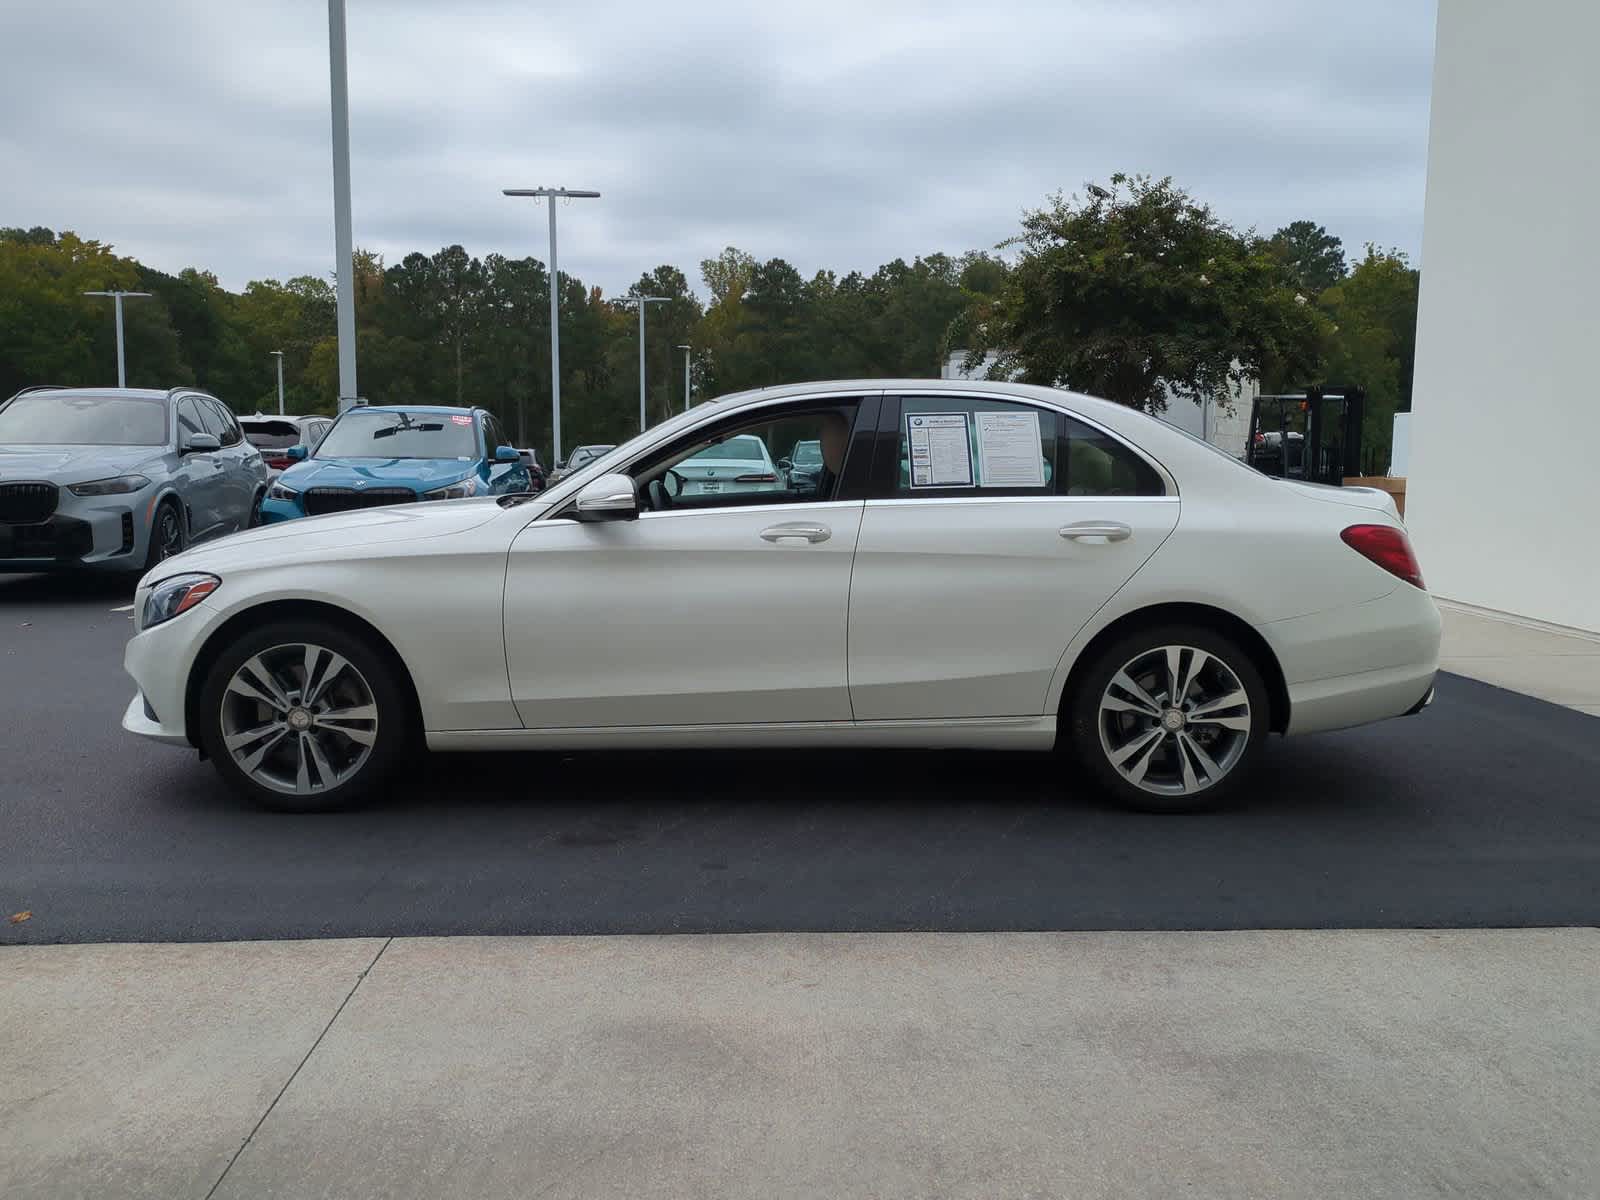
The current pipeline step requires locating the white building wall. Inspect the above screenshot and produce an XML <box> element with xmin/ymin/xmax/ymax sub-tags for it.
<box><xmin>1407</xmin><ymin>0</ymin><xmax>1600</xmax><ymax>632</ymax></box>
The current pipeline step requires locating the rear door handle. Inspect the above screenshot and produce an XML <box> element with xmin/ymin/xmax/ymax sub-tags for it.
<box><xmin>1059</xmin><ymin>521</ymin><xmax>1132</xmax><ymax>542</ymax></box>
<box><xmin>760</xmin><ymin>522</ymin><xmax>831</xmax><ymax>544</ymax></box>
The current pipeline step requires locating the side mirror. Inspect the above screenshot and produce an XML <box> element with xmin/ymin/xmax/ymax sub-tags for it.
<box><xmin>573</xmin><ymin>472</ymin><xmax>639</xmax><ymax>522</ymax></box>
<box><xmin>777</xmin><ymin>457</ymin><xmax>793</xmax><ymax>471</ymax></box>
<box><xmin>285</xmin><ymin>445</ymin><xmax>309</xmax><ymax>461</ymax></box>
<box><xmin>182</xmin><ymin>433</ymin><xmax>221</xmax><ymax>454</ymax></box>
<box><xmin>494</xmin><ymin>445</ymin><xmax>521</xmax><ymax>464</ymax></box>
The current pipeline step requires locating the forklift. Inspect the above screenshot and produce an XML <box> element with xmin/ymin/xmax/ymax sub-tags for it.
<box><xmin>1246</xmin><ymin>385</ymin><xmax>1367</xmax><ymax>485</ymax></box>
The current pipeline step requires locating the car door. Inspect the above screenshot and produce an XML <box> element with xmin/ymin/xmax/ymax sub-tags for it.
<box><xmin>174</xmin><ymin>396</ymin><xmax>226</xmax><ymax>538</ymax></box>
<box><xmin>202</xmin><ymin>399</ymin><xmax>257</xmax><ymax>530</ymax></box>
<box><xmin>846</xmin><ymin>393</ymin><xmax>1180</xmax><ymax>722</ymax></box>
<box><xmin>502</xmin><ymin>397</ymin><xmax>874</xmax><ymax>730</ymax></box>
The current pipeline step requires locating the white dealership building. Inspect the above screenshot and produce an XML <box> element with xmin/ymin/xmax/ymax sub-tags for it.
<box><xmin>1407</xmin><ymin>0</ymin><xmax>1599</xmax><ymax>633</ymax></box>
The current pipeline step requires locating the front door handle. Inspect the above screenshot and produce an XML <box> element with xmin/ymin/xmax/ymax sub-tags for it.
<box><xmin>760</xmin><ymin>522</ymin><xmax>831</xmax><ymax>544</ymax></box>
<box><xmin>1060</xmin><ymin>521</ymin><xmax>1132</xmax><ymax>542</ymax></box>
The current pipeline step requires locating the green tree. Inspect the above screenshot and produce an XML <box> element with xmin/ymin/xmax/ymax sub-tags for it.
<box><xmin>1319</xmin><ymin>246</ymin><xmax>1420</xmax><ymax>471</ymax></box>
<box><xmin>1270</xmin><ymin>220</ymin><xmax>1348</xmax><ymax>294</ymax></box>
<box><xmin>970</xmin><ymin>174</ymin><xmax>1328</xmax><ymax>412</ymax></box>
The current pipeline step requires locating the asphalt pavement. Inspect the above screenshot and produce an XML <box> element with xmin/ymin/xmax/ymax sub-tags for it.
<box><xmin>3</xmin><ymin>571</ymin><xmax>1598</xmax><ymax>943</ymax></box>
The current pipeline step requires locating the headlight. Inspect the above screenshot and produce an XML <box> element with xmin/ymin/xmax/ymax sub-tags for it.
<box><xmin>68</xmin><ymin>474</ymin><xmax>150</xmax><ymax>497</ymax></box>
<box><xmin>142</xmin><ymin>573</ymin><xmax>220</xmax><ymax>629</ymax></box>
<box><xmin>422</xmin><ymin>477</ymin><xmax>480</xmax><ymax>501</ymax></box>
<box><xmin>267</xmin><ymin>481</ymin><xmax>300</xmax><ymax>501</ymax></box>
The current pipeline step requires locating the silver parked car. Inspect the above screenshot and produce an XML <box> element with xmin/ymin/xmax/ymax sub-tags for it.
<box><xmin>0</xmin><ymin>385</ymin><xmax>268</xmax><ymax>573</ymax></box>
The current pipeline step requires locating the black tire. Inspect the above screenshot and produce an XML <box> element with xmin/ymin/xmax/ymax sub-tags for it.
<box><xmin>196</xmin><ymin>618</ymin><xmax>413</xmax><ymax>812</ymax></box>
<box><xmin>247</xmin><ymin>489</ymin><xmax>265</xmax><ymax>528</ymax></box>
<box><xmin>1065</xmin><ymin>623</ymin><xmax>1271</xmax><ymax>813</ymax></box>
<box><xmin>144</xmin><ymin>498</ymin><xmax>185</xmax><ymax>571</ymax></box>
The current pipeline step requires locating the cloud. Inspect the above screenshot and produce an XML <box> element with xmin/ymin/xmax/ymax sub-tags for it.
<box><xmin>2</xmin><ymin>0</ymin><xmax>1436</xmax><ymax>295</ymax></box>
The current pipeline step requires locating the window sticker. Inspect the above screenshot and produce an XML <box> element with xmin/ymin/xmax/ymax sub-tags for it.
<box><xmin>450</xmin><ymin>415</ymin><xmax>474</xmax><ymax>426</ymax></box>
<box><xmin>975</xmin><ymin>411</ymin><xmax>1046</xmax><ymax>487</ymax></box>
<box><xmin>906</xmin><ymin>412</ymin><xmax>973</xmax><ymax>488</ymax></box>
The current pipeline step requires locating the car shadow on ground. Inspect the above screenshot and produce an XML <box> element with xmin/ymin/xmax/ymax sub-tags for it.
<box><xmin>0</xmin><ymin>572</ymin><xmax>136</xmax><ymax>604</ymax></box>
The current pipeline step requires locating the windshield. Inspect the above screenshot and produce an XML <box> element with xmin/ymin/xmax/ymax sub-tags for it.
<box><xmin>570</xmin><ymin>445</ymin><xmax>612</xmax><ymax>466</ymax></box>
<box><xmin>314</xmin><ymin>410</ymin><xmax>479</xmax><ymax>460</ymax></box>
<box><xmin>688</xmin><ymin>435</ymin><xmax>767</xmax><ymax>463</ymax></box>
<box><xmin>0</xmin><ymin>392</ymin><xmax>168</xmax><ymax>446</ymax></box>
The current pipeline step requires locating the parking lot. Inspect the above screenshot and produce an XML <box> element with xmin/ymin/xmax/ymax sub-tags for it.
<box><xmin>3</xmin><ymin>570</ymin><xmax>1598</xmax><ymax>945</ymax></box>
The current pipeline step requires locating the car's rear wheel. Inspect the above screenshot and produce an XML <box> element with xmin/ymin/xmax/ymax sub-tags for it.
<box><xmin>1066</xmin><ymin>624</ymin><xmax>1269</xmax><ymax>813</ymax></box>
<box><xmin>247</xmin><ymin>489</ymin><xmax>264</xmax><ymax>528</ymax></box>
<box><xmin>196</xmin><ymin>620</ymin><xmax>411</xmax><ymax>812</ymax></box>
<box><xmin>144</xmin><ymin>499</ymin><xmax>185</xmax><ymax>570</ymax></box>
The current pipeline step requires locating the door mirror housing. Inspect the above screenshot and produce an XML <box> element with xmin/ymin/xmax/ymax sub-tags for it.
<box><xmin>494</xmin><ymin>445</ymin><xmax>521</xmax><ymax>464</ymax></box>
<box><xmin>573</xmin><ymin>473</ymin><xmax>639</xmax><ymax>521</ymax></box>
<box><xmin>285</xmin><ymin>445</ymin><xmax>309</xmax><ymax>461</ymax></box>
<box><xmin>181</xmin><ymin>433</ymin><xmax>221</xmax><ymax>454</ymax></box>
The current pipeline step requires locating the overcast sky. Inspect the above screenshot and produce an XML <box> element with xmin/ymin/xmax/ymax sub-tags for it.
<box><xmin>4</xmin><ymin>0</ymin><xmax>1437</xmax><ymax>296</ymax></box>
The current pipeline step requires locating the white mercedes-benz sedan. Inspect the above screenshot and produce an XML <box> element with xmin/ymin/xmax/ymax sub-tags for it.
<box><xmin>122</xmin><ymin>380</ymin><xmax>1440</xmax><ymax>812</ymax></box>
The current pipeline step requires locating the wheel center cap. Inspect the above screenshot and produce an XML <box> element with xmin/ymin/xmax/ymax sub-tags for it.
<box><xmin>287</xmin><ymin>707</ymin><xmax>313</xmax><ymax>732</ymax></box>
<box><xmin>1161</xmin><ymin>708</ymin><xmax>1186</xmax><ymax>732</ymax></box>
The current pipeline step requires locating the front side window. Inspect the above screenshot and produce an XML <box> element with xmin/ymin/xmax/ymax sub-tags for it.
<box><xmin>177</xmin><ymin>397</ymin><xmax>207</xmax><ymax>441</ymax></box>
<box><xmin>0</xmin><ymin>392</ymin><xmax>169</xmax><ymax>446</ymax></box>
<box><xmin>633</xmin><ymin>404</ymin><xmax>859</xmax><ymax>513</ymax></box>
<box><xmin>894</xmin><ymin>397</ymin><xmax>1059</xmax><ymax>495</ymax></box>
<box><xmin>197</xmin><ymin>398</ymin><xmax>239</xmax><ymax>445</ymax></box>
<box><xmin>314</xmin><ymin>409</ymin><xmax>479</xmax><ymax>460</ymax></box>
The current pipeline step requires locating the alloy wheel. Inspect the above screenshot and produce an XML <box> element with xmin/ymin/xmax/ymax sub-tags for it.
<box><xmin>155</xmin><ymin>507</ymin><xmax>183</xmax><ymax>561</ymax></box>
<box><xmin>218</xmin><ymin>643</ymin><xmax>380</xmax><ymax>796</ymax></box>
<box><xmin>1096</xmin><ymin>645</ymin><xmax>1253</xmax><ymax>797</ymax></box>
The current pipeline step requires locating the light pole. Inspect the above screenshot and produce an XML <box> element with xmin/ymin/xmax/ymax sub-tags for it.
<box><xmin>83</xmin><ymin>291</ymin><xmax>152</xmax><ymax>387</ymax></box>
<box><xmin>503</xmin><ymin>187</ymin><xmax>600</xmax><ymax>466</ymax></box>
<box><xmin>270</xmin><ymin>350</ymin><xmax>286</xmax><ymax>415</ymax></box>
<box><xmin>617</xmin><ymin>296</ymin><xmax>669</xmax><ymax>431</ymax></box>
<box><xmin>327</xmin><ymin>0</ymin><xmax>358</xmax><ymax>411</ymax></box>
<box><xmin>676</xmin><ymin>344</ymin><xmax>692</xmax><ymax>412</ymax></box>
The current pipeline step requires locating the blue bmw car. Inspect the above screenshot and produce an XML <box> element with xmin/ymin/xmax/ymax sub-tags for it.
<box><xmin>260</xmin><ymin>405</ymin><xmax>530</xmax><ymax>522</ymax></box>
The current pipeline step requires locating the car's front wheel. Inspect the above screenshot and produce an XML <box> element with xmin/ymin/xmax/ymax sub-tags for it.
<box><xmin>196</xmin><ymin>619</ymin><xmax>411</xmax><ymax>811</ymax></box>
<box><xmin>1066</xmin><ymin>624</ymin><xmax>1270</xmax><ymax>812</ymax></box>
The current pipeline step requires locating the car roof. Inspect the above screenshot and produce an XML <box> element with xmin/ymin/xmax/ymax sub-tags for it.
<box><xmin>348</xmin><ymin>405</ymin><xmax>480</xmax><ymax>417</ymax></box>
<box><xmin>14</xmin><ymin>387</ymin><xmax>172</xmax><ymax>401</ymax></box>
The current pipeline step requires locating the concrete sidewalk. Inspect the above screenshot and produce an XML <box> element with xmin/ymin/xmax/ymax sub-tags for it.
<box><xmin>1439</xmin><ymin>600</ymin><xmax>1600</xmax><ymax>714</ymax></box>
<box><xmin>5</xmin><ymin>931</ymin><xmax>1598</xmax><ymax>1199</ymax></box>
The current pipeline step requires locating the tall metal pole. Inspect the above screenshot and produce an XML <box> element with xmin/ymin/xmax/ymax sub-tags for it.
<box><xmin>113</xmin><ymin>294</ymin><xmax>127</xmax><ymax>388</ymax></box>
<box><xmin>83</xmin><ymin>291</ymin><xmax>151</xmax><ymax>387</ymax></box>
<box><xmin>503</xmin><ymin>189</ymin><xmax>599</xmax><ymax>466</ymax></box>
<box><xmin>548</xmin><ymin>198</ymin><xmax>561</xmax><ymax>463</ymax></box>
<box><xmin>618</xmin><ymin>296</ymin><xmax>669</xmax><ymax>431</ymax></box>
<box><xmin>271</xmin><ymin>350</ymin><xmax>285</xmax><ymax>415</ymax></box>
<box><xmin>328</xmin><ymin>0</ymin><xmax>357</xmax><ymax>411</ymax></box>
<box><xmin>677</xmin><ymin>344</ymin><xmax>691</xmax><ymax>412</ymax></box>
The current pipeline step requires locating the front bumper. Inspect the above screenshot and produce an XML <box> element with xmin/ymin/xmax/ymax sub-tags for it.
<box><xmin>122</xmin><ymin>692</ymin><xmax>190</xmax><ymax>747</ymax></box>
<box><xmin>0</xmin><ymin>493</ymin><xmax>149</xmax><ymax>572</ymax></box>
<box><xmin>259</xmin><ymin>496</ymin><xmax>306</xmax><ymax>524</ymax></box>
<box><xmin>122</xmin><ymin>595</ymin><xmax>229</xmax><ymax>747</ymax></box>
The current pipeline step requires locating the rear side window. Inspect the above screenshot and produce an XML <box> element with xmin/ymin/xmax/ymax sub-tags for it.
<box><xmin>894</xmin><ymin>397</ymin><xmax>1059</xmax><ymax>496</ymax></box>
<box><xmin>1060</xmin><ymin>417</ymin><xmax>1165</xmax><ymax>496</ymax></box>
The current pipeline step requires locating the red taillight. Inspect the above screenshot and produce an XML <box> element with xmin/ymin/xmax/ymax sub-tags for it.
<box><xmin>1341</xmin><ymin>524</ymin><xmax>1425</xmax><ymax>589</ymax></box>
<box><xmin>266</xmin><ymin>456</ymin><xmax>292</xmax><ymax>470</ymax></box>
<box><xmin>735</xmin><ymin>473</ymin><xmax>778</xmax><ymax>483</ymax></box>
